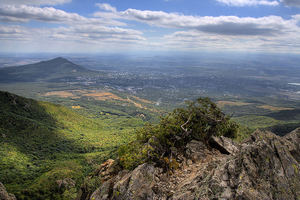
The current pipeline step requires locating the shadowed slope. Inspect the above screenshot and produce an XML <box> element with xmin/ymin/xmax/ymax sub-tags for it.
<box><xmin>0</xmin><ymin>91</ymin><xmax>100</xmax><ymax>199</ymax></box>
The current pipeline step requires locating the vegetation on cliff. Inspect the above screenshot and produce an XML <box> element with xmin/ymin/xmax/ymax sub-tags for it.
<box><xmin>118</xmin><ymin>97</ymin><xmax>239</xmax><ymax>170</ymax></box>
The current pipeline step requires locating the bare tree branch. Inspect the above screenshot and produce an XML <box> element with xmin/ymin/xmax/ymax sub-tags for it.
<box><xmin>181</xmin><ymin>115</ymin><xmax>191</xmax><ymax>133</ymax></box>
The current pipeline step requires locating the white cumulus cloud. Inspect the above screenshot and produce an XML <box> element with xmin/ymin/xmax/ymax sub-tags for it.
<box><xmin>119</xmin><ymin>9</ymin><xmax>294</xmax><ymax>36</ymax></box>
<box><xmin>0</xmin><ymin>4</ymin><xmax>84</xmax><ymax>23</ymax></box>
<box><xmin>0</xmin><ymin>3</ymin><xmax>146</xmax><ymax>52</ymax></box>
<box><xmin>216</xmin><ymin>0</ymin><xmax>279</xmax><ymax>6</ymax></box>
<box><xmin>2</xmin><ymin>2</ymin><xmax>300</xmax><ymax>53</ymax></box>
<box><xmin>94</xmin><ymin>4</ymin><xmax>300</xmax><ymax>52</ymax></box>
<box><xmin>96</xmin><ymin>3</ymin><xmax>117</xmax><ymax>13</ymax></box>
<box><xmin>0</xmin><ymin>0</ymin><xmax>71</xmax><ymax>6</ymax></box>
<box><xmin>0</xmin><ymin>4</ymin><xmax>126</xmax><ymax>26</ymax></box>
<box><xmin>280</xmin><ymin>0</ymin><xmax>300</xmax><ymax>7</ymax></box>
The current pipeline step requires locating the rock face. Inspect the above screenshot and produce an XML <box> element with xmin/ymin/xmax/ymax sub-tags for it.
<box><xmin>56</xmin><ymin>178</ymin><xmax>76</xmax><ymax>191</ymax></box>
<box><xmin>90</xmin><ymin>164</ymin><xmax>158</xmax><ymax>200</ymax></box>
<box><xmin>0</xmin><ymin>182</ymin><xmax>16</xmax><ymax>200</ymax></box>
<box><xmin>79</xmin><ymin>129</ymin><xmax>300</xmax><ymax>200</ymax></box>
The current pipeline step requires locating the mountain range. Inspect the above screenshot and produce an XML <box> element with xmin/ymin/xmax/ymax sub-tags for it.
<box><xmin>0</xmin><ymin>57</ymin><xmax>90</xmax><ymax>83</ymax></box>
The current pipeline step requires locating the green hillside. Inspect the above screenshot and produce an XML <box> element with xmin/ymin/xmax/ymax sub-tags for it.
<box><xmin>0</xmin><ymin>91</ymin><xmax>143</xmax><ymax>200</ymax></box>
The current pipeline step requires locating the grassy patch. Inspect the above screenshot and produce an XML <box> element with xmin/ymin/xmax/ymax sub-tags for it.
<box><xmin>233</xmin><ymin>115</ymin><xmax>281</xmax><ymax>129</ymax></box>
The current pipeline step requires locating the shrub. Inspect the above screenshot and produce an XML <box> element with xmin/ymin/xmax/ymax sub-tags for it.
<box><xmin>118</xmin><ymin>97</ymin><xmax>238</xmax><ymax>170</ymax></box>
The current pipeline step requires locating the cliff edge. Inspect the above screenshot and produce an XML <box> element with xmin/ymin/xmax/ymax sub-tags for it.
<box><xmin>77</xmin><ymin>128</ymin><xmax>300</xmax><ymax>200</ymax></box>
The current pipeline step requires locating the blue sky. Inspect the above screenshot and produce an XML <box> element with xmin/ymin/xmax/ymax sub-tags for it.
<box><xmin>1</xmin><ymin>0</ymin><xmax>300</xmax><ymax>53</ymax></box>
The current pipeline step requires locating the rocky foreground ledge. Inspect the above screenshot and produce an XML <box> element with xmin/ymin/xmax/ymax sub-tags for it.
<box><xmin>0</xmin><ymin>182</ymin><xmax>16</xmax><ymax>200</ymax></box>
<box><xmin>77</xmin><ymin>128</ymin><xmax>300</xmax><ymax>200</ymax></box>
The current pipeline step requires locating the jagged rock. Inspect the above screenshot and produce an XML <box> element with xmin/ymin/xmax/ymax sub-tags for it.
<box><xmin>90</xmin><ymin>164</ymin><xmax>158</xmax><ymax>200</ymax></box>
<box><xmin>76</xmin><ymin>159</ymin><xmax>122</xmax><ymax>200</ymax></box>
<box><xmin>56</xmin><ymin>178</ymin><xmax>76</xmax><ymax>190</ymax></box>
<box><xmin>185</xmin><ymin>140</ymin><xmax>208</xmax><ymax>162</ymax></box>
<box><xmin>284</xmin><ymin>128</ymin><xmax>300</xmax><ymax>162</ymax></box>
<box><xmin>91</xmin><ymin>170</ymin><xmax>130</xmax><ymax>200</ymax></box>
<box><xmin>0</xmin><ymin>182</ymin><xmax>16</xmax><ymax>200</ymax></box>
<box><xmin>90</xmin><ymin>178</ymin><xmax>114</xmax><ymax>200</ymax></box>
<box><xmin>94</xmin><ymin>159</ymin><xmax>119</xmax><ymax>181</ymax></box>
<box><xmin>113</xmin><ymin>163</ymin><xmax>158</xmax><ymax>200</ymax></box>
<box><xmin>84</xmin><ymin>129</ymin><xmax>300</xmax><ymax>200</ymax></box>
<box><xmin>172</xmin><ymin>130</ymin><xmax>300</xmax><ymax>199</ymax></box>
<box><xmin>208</xmin><ymin>135</ymin><xmax>239</xmax><ymax>155</ymax></box>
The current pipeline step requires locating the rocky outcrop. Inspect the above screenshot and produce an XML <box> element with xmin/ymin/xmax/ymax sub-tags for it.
<box><xmin>0</xmin><ymin>182</ymin><xmax>16</xmax><ymax>200</ymax></box>
<box><xmin>56</xmin><ymin>178</ymin><xmax>76</xmax><ymax>191</ymax></box>
<box><xmin>79</xmin><ymin>129</ymin><xmax>300</xmax><ymax>200</ymax></box>
<box><xmin>76</xmin><ymin>159</ymin><xmax>121</xmax><ymax>200</ymax></box>
<box><xmin>169</xmin><ymin>129</ymin><xmax>300</xmax><ymax>200</ymax></box>
<box><xmin>208</xmin><ymin>135</ymin><xmax>239</xmax><ymax>155</ymax></box>
<box><xmin>90</xmin><ymin>164</ymin><xmax>158</xmax><ymax>200</ymax></box>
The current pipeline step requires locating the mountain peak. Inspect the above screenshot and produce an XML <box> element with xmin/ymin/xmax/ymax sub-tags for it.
<box><xmin>47</xmin><ymin>57</ymin><xmax>71</xmax><ymax>63</ymax></box>
<box><xmin>0</xmin><ymin>57</ymin><xmax>90</xmax><ymax>83</ymax></box>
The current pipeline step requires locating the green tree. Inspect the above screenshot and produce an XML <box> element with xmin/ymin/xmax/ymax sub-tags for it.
<box><xmin>118</xmin><ymin>97</ymin><xmax>238</xmax><ymax>170</ymax></box>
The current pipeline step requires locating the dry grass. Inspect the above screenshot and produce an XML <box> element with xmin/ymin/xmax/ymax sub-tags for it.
<box><xmin>83</xmin><ymin>92</ymin><xmax>126</xmax><ymax>101</ymax></box>
<box><xmin>217</xmin><ymin>101</ymin><xmax>252</xmax><ymax>108</ymax></box>
<box><xmin>131</xmin><ymin>95</ymin><xmax>153</xmax><ymax>104</ymax></box>
<box><xmin>70</xmin><ymin>90</ymin><xmax>86</xmax><ymax>94</ymax></box>
<box><xmin>257</xmin><ymin>105</ymin><xmax>294</xmax><ymax>111</ymax></box>
<box><xmin>43</xmin><ymin>91</ymin><xmax>75</xmax><ymax>98</ymax></box>
<box><xmin>127</xmin><ymin>97</ymin><xmax>143</xmax><ymax>109</ymax></box>
<box><xmin>43</xmin><ymin>90</ymin><xmax>156</xmax><ymax>110</ymax></box>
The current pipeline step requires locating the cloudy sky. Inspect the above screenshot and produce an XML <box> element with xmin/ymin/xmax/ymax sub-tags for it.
<box><xmin>1</xmin><ymin>0</ymin><xmax>300</xmax><ymax>53</ymax></box>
